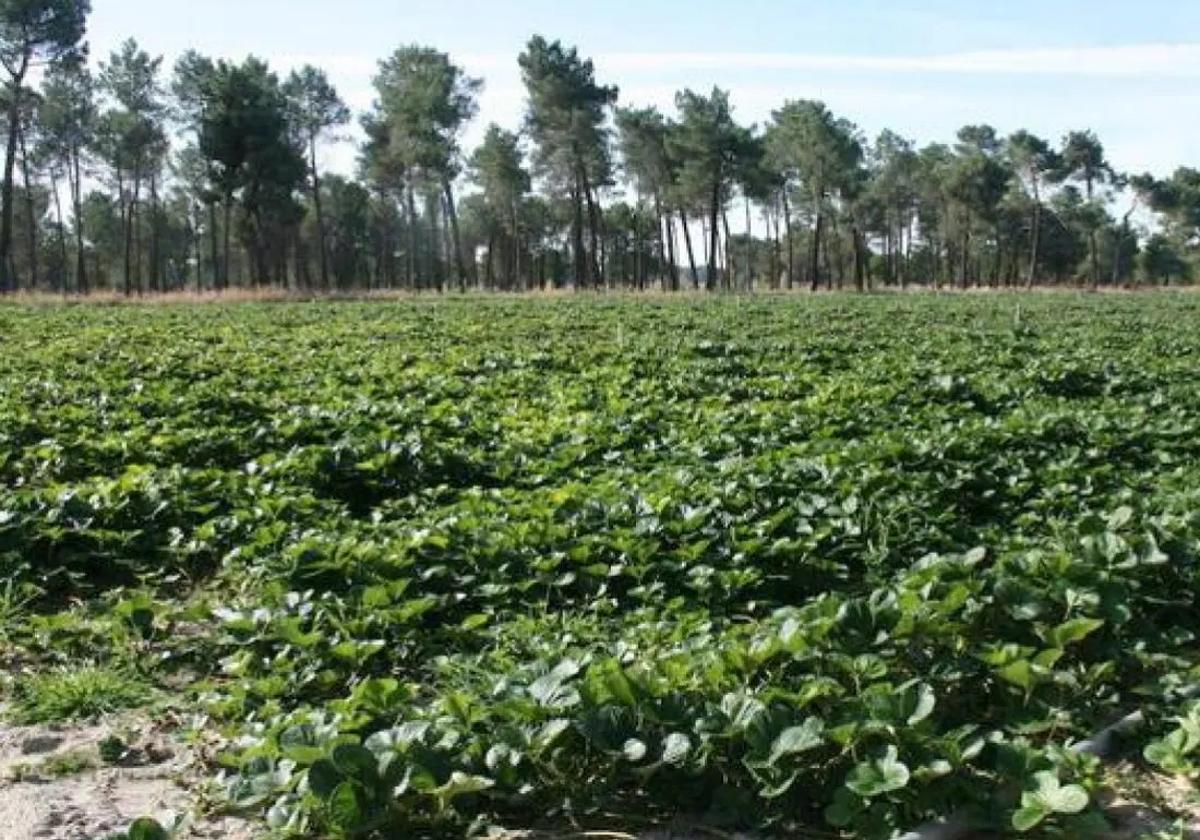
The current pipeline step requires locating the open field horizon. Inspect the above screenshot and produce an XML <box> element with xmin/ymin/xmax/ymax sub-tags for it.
<box><xmin>2</xmin><ymin>283</ymin><xmax>1200</xmax><ymax>308</ymax></box>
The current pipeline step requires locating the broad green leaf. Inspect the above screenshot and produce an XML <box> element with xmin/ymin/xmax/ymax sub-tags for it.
<box><xmin>845</xmin><ymin>745</ymin><xmax>910</xmax><ymax>798</ymax></box>
<box><xmin>432</xmin><ymin>771</ymin><xmax>494</xmax><ymax>808</ymax></box>
<box><xmin>1107</xmin><ymin>506</ymin><xmax>1134</xmax><ymax>531</ymax></box>
<box><xmin>1047</xmin><ymin>618</ymin><xmax>1104</xmax><ymax>649</ymax></box>
<box><xmin>589</xmin><ymin>659</ymin><xmax>639</xmax><ymax>707</ymax></box>
<box><xmin>126</xmin><ymin>818</ymin><xmax>169</xmax><ymax>840</ymax></box>
<box><xmin>328</xmin><ymin>782</ymin><xmax>366</xmax><ymax>829</ymax></box>
<box><xmin>307</xmin><ymin>759</ymin><xmax>342</xmax><ymax>798</ymax></box>
<box><xmin>904</xmin><ymin>683</ymin><xmax>937</xmax><ymax>725</ymax></box>
<box><xmin>279</xmin><ymin>724</ymin><xmax>326</xmax><ymax>764</ymax></box>
<box><xmin>352</xmin><ymin>678</ymin><xmax>406</xmax><ymax>712</ymax></box>
<box><xmin>997</xmin><ymin>659</ymin><xmax>1047</xmax><ymax>693</ymax></box>
<box><xmin>767</xmin><ymin>717</ymin><xmax>825</xmax><ymax>765</ymax></box>
<box><xmin>824</xmin><ymin>788</ymin><xmax>865</xmax><ymax>827</ymax></box>
<box><xmin>1021</xmin><ymin>771</ymin><xmax>1089</xmax><ymax>818</ymax></box>
<box><xmin>331</xmin><ymin>744</ymin><xmax>378</xmax><ymax>783</ymax></box>
<box><xmin>759</xmin><ymin>770</ymin><xmax>801</xmax><ymax>799</ymax></box>
<box><xmin>529</xmin><ymin>658</ymin><xmax>582</xmax><ymax>708</ymax></box>
<box><xmin>1144</xmin><ymin>729</ymin><xmax>1198</xmax><ymax>773</ymax></box>
<box><xmin>459</xmin><ymin>613</ymin><xmax>490</xmax><ymax>631</ymax></box>
<box><xmin>1012</xmin><ymin>804</ymin><xmax>1048</xmax><ymax>832</ymax></box>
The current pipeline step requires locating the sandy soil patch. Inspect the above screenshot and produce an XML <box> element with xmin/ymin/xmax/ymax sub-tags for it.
<box><xmin>0</xmin><ymin>716</ymin><xmax>255</xmax><ymax>840</ymax></box>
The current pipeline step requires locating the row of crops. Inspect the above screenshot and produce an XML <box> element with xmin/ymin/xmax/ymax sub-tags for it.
<box><xmin>1</xmin><ymin>294</ymin><xmax>1199</xmax><ymax>838</ymax></box>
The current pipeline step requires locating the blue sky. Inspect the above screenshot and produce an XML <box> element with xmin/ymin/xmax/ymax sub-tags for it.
<box><xmin>89</xmin><ymin>1</ymin><xmax>1200</xmax><ymax>180</ymax></box>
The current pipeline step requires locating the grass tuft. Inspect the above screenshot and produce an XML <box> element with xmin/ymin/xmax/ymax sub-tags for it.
<box><xmin>12</xmin><ymin>666</ymin><xmax>153</xmax><ymax>723</ymax></box>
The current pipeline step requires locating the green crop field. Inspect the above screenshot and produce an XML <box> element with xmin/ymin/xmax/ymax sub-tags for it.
<box><xmin>2</xmin><ymin>294</ymin><xmax>1200</xmax><ymax>839</ymax></box>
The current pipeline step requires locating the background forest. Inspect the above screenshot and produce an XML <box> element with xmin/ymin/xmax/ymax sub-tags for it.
<box><xmin>1</xmin><ymin>1</ymin><xmax>1198</xmax><ymax>295</ymax></box>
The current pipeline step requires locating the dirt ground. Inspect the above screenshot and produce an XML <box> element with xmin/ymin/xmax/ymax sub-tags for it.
<box><xmin>1099</xmin><ymin>762</ymin><xmax>1200</xmax><ymax>839</ymax></box>
<box><xmin>0</xmin><ymin>715</ymin><xmax>255</xmax><ymax>840</ymax></box>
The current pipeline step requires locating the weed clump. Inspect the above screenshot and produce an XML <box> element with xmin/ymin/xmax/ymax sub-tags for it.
<box><xmin>12</xmin><ymin>666</ymin><xmax>153</xmax><ymax>723</ymax></box>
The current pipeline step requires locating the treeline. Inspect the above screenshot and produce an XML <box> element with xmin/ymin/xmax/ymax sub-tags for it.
<box><xmin>0</xmin><ymin>2</ymin><xmax>1198</xmax><ymax>295</ymax></box>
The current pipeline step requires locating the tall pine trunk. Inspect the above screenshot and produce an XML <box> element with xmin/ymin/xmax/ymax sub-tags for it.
<box><xmin>406</xmin><ymin>185</ymin><xmax>418</xmax><ymax>290</ymax></box>
<box><xmin>426</xmin><ymin>192</ymin><xmax>440</xmax><ymax>292</ymax></box>
<box><xmin>208</xmin><ymin>201</ymin><xmax>219</xmax><ymax>291</ymax></box>
<box><xmin>809</xmin><ymin>207</ymin><xmax>823</xmax><ymax>293</ymax></box>
<box><xmin>18</xmin><ymin>122</ymin><xmax>37</xmax><ymax>290</ymax></box>
<box><xmin>571</xmin><ymin>179</ymin><xmax>585</xmax><ymax>288</ymax></box>
<box><xmin>959</xmin><ymin>214</ymin><xmax>971</xmax><ymax>289</ymax></box>
<box><xmin>653</xmin><ymin>193</ymin><xmax>667</xmax><ymax>290</ymax></box>
<box><xmin>309</xmin><ymin>134</ymin><xmax>331</xmax><ymax>290</ymax></box>
<box><xmin>852</xmin><ymin>225</ymin><xmax>865</xmax><ymax>293</ymax></box>
<box><xmin>50</xmin><ymin>168</ymin><xmax>67</xmax><ymax>293</ymax></box>
<box><xmin>149</xmin><ymin>170</ymin><xmax>161</xmax><ymax>293</ymax></box>
<box><xmin>485</xmin><ymin>231</ymin><xmax>495</xmax><ymax>290</ymax></box>
<box><xmin>744</xmin><ymin>196</ymin><xmax>753</xmax><ymax>292</ymax></box>
<box><xmin>581</xmin><ymin>167</ymin><xmax>602</xmax><ymax>286</ymax></box>
<box><xmin>826</xmin><ymin>213</ymin><xmax>837</xmax><ymax>291</ymax></box>
<box><xmin>442</xmin><ymin>178</ymin><xmax>467</xmax><ymax>292</ymax></box>
<box><xmin>1027</xmin><ymin>187</ymin><xmax>1042</xmax><ymax>289</ymax></box>
<box><xmin>511</xmin><ymin>203</ymin><xmax>521</xmax><ymax>291</ymax></box>
<box><xmin>662</xmin><ymin>201</ymin><xmax>679</xmax><ymax>291</ymax></box>
<box><xmin>770</xmin><ymin>206</ymin><xmax>780</xmax><ymax>289</ymax></box>
<box><xmin>721</xmin><ymin>208</ymin><xmax>733</xmax><ymax>292</ymax></box>
<box><xmin>189</xmin><ymin>203</ymin><xmax>201</xmax><ymax>292</ymax></box>
<box><xmin>132</xmin><ymin>160</ymin><xmax>143</xmax><ymax>295</ymax></box>
<box><xmin>1086</xmin><ymin>176</ymin><xmax>1099</xmax><ymax>289</ymax></box>
<box><xmin>680</xmin><ymin>210</ymin><xmax>699</xmax><ymax>289</ymax></box>
<box><xmin>71</xmin><ymin>146</ymin><xmax>87</xmax><ymax>294</ymax></box>
<box><xmin>1113</xmin><ymin>205</ymin><xmax>1136</xmax><ymax>286</ymax></box>
<box><xmin>707</xmin><ymin>175</ymin><xmax>721</xmax><ymax>291</ymax></box>
<box><xmin>781</xmin><ymin>192</ymin><xmax>794</xmax><ymax>289</ymax></box>
<box><xmin>120</xmin><ymin>168</ymin><xmax>132</xmax><ymax>295</ymax></box>
<box><xmin>222</xmin><ymin>197</ymin><xmax>233</xmax><ymax>290</ymax></box>
<box><xmin>0</xmin><ymin>57</ymin><xmax>30</xmax><ymax>293</ymax></box>
<box><xmin>634</xmin><ymin>191</ymin><xmax>644</xmax><ymax>291</ymax></box>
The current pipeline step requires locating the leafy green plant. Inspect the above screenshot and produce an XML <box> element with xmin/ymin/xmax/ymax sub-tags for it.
<box><xmin>1011</xmin><ymin>770</ymin><xmax>1090</xmax><ymax>831</ymax></box>
<box><xmin>1140</xmin><ymin>820</ymin><xmax>1188</xmax><ymax>840</ymax></box>
<box><xmin>1145</xmin><ymin>702</ymin><xmax>1200</xmax><ymax>777</ymax></box>
<box><xmin>8</xmin><ymin>747</ymin><xmax>97</xmax><ymax>781</ymax></box>
<box><xmin>4</xmin><ymin>296</ymin><xmax>1200</xmax><ymax>838</ymax></box>
<box><xmin>100</xmin><ymin>817</ymin><xmax>172</xmax><ymax>840</ymax></box>
<box><xmin>0</xmin><ymin>573</ymin><xmax>39</xmax><ymax>642</ymax></box>
<box><xmin>100</xmin><ymin>733</ymin><xmax>131</xmax><ymax>764</ymax></box>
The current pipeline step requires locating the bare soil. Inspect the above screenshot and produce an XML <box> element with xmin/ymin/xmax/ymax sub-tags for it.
<box><xmin>0</xmin><ymin>715</ymin><xmax>255</xmax><ymax>840</ymax></box>
<box><xmin>1101</xmin><ymin>762</ymin><xmax>1200</xmax><ymax>839</ymax></box>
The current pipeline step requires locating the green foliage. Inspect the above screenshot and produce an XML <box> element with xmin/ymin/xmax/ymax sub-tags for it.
<box><xmin>0</xmin><ymin>573</ymin><xmax>38</xmax><ymax>642</ymax></box>
<box><xmin>99</xmin><ymin>733</ymin><xmax>130</xmax><ymax>764</ymax></box>
<box><xmin>102</xmin><ymin>817</ymin><xmax>172</xmax><ymax>840</ymax></box>
<box><xmin>1145</xmin><ymin>701</ymin><xmax>1200</xmax><ymax>777</ymax></box>
<box><xmin>372</xmin><ymin>46</ymin><xmax>481</xmax><ymax>177</ymax></box>
<box><xmin>847</xmin><ymin>746</ymin><xmax>911</xmax><ymax>798</ymax></box>
<box><xmin>195</xmin><ymin>56</ymin><xmax>307</xmax><ymax>286</ymax></box>
<box><xmin>4</xmin><ymin>295</ymin><xmax>1200</xmax><ymax>837</ymax></box>
<box><xmin>8</xmin><ymin>747</ymin><xmax>96</xmax><ymax>781</ymax></box>
<box><xmin>668</xmin><ymin>87</ymin><xmax>754</xmax><ymax>289</ymax></box>
<box><xmin>1011</xmin><ymin>770</ymin><xmax>1090</xmax><ymax>831</ymax></box>
<box><xmin>12</xmin><ymin>665</ymin><xmax>152</xmax><ymax>723</ymax></box>
<box><xmin>0</xmin><ymin>0</ymin><xmax>91</xmax><ymax>74</ymax></box>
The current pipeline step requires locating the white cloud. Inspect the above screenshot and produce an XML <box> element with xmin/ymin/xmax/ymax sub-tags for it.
<box><xmin>590</xmin><ymin>44</ymin><xmax>1200</xmax><ymax>78</ymax></box>
<box><xmin>272</xmin><ymin>43</ymin><xmax>1200</xmax><ymax>87</ymax></box>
